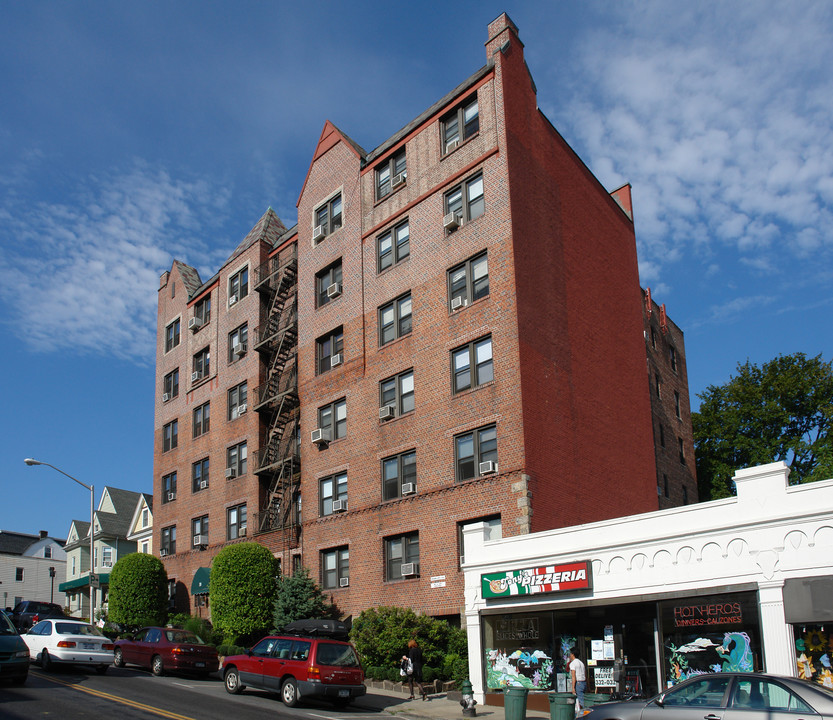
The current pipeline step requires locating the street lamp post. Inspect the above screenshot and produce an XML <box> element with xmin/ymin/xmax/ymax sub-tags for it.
<box><xmin>24</xmin><ymin>459</ymin><xmax>95</xmax><ymax>622</ymax></box>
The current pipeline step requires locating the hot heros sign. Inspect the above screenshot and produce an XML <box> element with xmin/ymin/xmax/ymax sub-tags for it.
<box><xmin>482</xmin><ymin>561</ymin><xmax>592</xmax><ymax>598</ymax></box>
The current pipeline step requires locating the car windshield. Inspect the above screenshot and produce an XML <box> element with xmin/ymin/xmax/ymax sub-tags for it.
<box><xmin>0</xmin><ymin>613</ymin><xmax>18</xmax><ymax>635</ymax></box>
<box><xmin>165</xmin><ymin>630</ymin><xmax>205</xmax><ymax>644</ymax></box>
<box><xmin>56</xmin><ymin>622</ymin><xmax>103</xmax><ymax>636</ymax></box>
<box><xmin>316</xmin><ymin>642</ymin><xmax>361</xmax><ymax>667</ymax></box>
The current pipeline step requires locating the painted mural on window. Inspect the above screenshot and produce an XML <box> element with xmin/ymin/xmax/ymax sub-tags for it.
<box><xmin>795</xmin><ymin>625</ymin><xmax>833</xmax><ymax>689</ymax></box>
<box><xmin>666</xmin><ymin>632</ymin><xmax>754</xmax><ymax>685</ymax></box>
<box><xmin>482</xmin><ymin>614</ymin><xmax>565</xmax><ymax>690</ymax></box>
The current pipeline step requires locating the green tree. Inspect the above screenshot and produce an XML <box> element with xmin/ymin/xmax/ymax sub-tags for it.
<box><xmin>693</xmin><ymin>352</ymin><xmax>833</xmax><ymax>500</ymax></box>
<box><xmin>108</xmin><ymin>552</ymin><xmax>168</xmax><ymax>627</ymax></box>
<box><xmin>272</xmin><ymin>566</ymin><xmax>339</xmax><ymax>630</ymax></box>
<box><xmin>210</xmin><ymin>542</ymin><xmax>277</xmax><ymax>643</ymax></box>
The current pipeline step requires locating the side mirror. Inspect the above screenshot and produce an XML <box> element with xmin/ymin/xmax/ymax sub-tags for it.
<box><xmin>246</xmin><ymin>648</ymin><xmax>253</xmax><ymax>656</ymax></box>
<box><xmin>654</xmin><ymin>694</ymin><xmax>666</xmax><ymax>707</ymax></box>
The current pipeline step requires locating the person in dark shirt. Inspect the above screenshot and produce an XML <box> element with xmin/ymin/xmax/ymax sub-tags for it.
<box><xmin>407</xmin><ymin>639</ymin><xmax>429</xmax><ymax>700</ymax></box>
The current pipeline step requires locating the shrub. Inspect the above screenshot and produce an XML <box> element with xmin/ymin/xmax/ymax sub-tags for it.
<box><xmin>108</xmin><ymin>553</ymin><xmax>168</xmax><ymax>627</ymax></box>
<box><xmin>210</xmin><ymin>542</ymin><xmax>278</xmax><ymax>643</ymax></box>
<box><xmin>273</xmin><ymin>566</ymin><xmax>339</xmax><ymax>631</ymax></box>
<box><xmin>217</xmin><ymin>643</ymin><xmax>248</xmax><ymax>657</ymax></box>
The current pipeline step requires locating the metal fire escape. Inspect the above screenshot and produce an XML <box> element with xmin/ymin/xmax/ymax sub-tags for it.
<box><xmin>252</xmin><ymin>245</ymin><xmax>300</xmax><ymax>547</ymax></box>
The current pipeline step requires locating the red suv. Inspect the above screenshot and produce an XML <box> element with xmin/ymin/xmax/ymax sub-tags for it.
<box><xmin>222</xmin><ymin>619</ymin><xmax>365</xmax><ymax>708</ymax></box>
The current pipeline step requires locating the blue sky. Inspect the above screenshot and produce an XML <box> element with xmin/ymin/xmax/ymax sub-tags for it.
<box><xmin>1</xmin><ymin>1</ymin><xmax>831</xmax><ymax>539</ymax></box>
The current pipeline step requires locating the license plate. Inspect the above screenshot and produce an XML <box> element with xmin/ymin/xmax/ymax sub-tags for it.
<box><xmin>338</xmin><ymin>690</ymin><xmax>349</xmax><ymax>697</ymax></box>
<box><xmin>82</xmin><ymin>643</ymin><xmax>95</xmax><ymax>649</ymax></box>
<box><xmin>195</xmin><ymin>662</ymin><xmax>205</xmax><ymax>668</ymax></box>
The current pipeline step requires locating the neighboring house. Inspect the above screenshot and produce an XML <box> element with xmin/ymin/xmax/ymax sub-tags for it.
<box><xmin>126</xmin><ymin>493</ymin><xmax>154</xmax><ymax>555</ymax></box>
<box><xmin>0</xmin><ymin>530</ymin><xmax>66</xmax><ymax>610</ymax></box>
<box><xmin>60</xmin><ymin>487</ymin><xmax>142</xmax><ymax>619</ymax></box>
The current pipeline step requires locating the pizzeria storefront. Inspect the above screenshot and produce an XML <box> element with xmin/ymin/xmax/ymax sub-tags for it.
<box><xmin>463</xmin><ymin>462</ymin><xmax>833</xmax><ymax>708</ymax></box>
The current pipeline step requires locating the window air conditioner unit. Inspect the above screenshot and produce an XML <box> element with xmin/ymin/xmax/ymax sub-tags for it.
<box><xmin>232</xmin><ymin>343</ymin><xmax>246</xmax><ymax>358</ymax></box>
<box><xmin>339</xmin><ymin>577</ymin><xmax>350</xmax><ymax>588</ymax></box>
<box><xmin>192</xmin><ymin>371</ymin><xmax>202</xmax><ymax>382</ymax></box>
<box><xmin>446</xmin><ymin>139</ymin><xmax>459</xmax><ymax>153</ymax></box>
<box><xmin>312</xmin><ymin>225</ymin><xmax>327</xmax><ymax>243</ymax></box>
<box><xmin>199</xmin><ymin>480</ymin><xmax>208</xmax><ymax>489</ymax></box>
<box><xmin>479</xmin><ymin>461</ymin><xmax>498</xmax><ymax>475</ymax></box>
<box><xmin>332</xmin><ymin>499</ymin><xmax>347</xmax><ymax>513</ymax></box>
<box><xmin>228</xmin><ymin>294</ymin><xmax>238</xmax><ymax>307</ymax></box>
<box><xmin>326</xmin><ymin>282</ymin><xmax>342</xmax><ymax>299</ymax></box>
<box><xmin>193</xmin><ymin>535</ymin><xmax>207</xmax><ymax>547</ymax></box>
<box><xmin>311</xmin><ymin>428</ymin><xmax>330</xmax><ymax>445</ymax></box>
<box><xmin>167</xmin><ymin>492</ymin><xmax>176</xmax><ymax>502</ymax></box>
<box><xmin>159</xmin><ymin>548</ymin><xmax>168</xmax><ymax>557</ymax></box>
<box><xmin>450</xmin><ymin>296</ymin><xmax>468</xmax><ymax>311</ymax></box>
<box><xmin>237</xmin><ymin>403</ymin><xmax>247</xmax><ymax>415</ymax></box>
<box><xmin>225</xmin><ymin>468</ymin><xmax>236</xmax><ymax>479</ymax></box>
<box><xmin>379</xmin><ymin>405</ymin><xmax>395</xmax><ymax>420</ymax></box>
<box><xmin>331</xmin><ymin>353</ymin><xmax>343</xmax><ymax>367</ymax></box>
<box><xmin>162</xmin><ymin>392</ymin><xmax>170</xmax><ymax>402</ymax></box>
<box><xmin>443</xmin><ymin>212</ymin><xmax>461</xmax><ymax>231</ymax></box>
<box><xmin>401</xmin><ymin>482</ymin><xmax>416</xmax><ymax>495</ymax></box>
<box><xmin>188</xmin><ymin>317</ymin><xmax>203</xmax><ymax>331</ymax></box>
<box><xmin>392</xmin><ymin>172</ymin><xmax>406</xmax><ymax>188</ymax></box>
<box><xmin>239</xmin><ymin>527</ymin><xmax>247</xmax><ymax>537</ymax></box>
<box><xmin>401</xmin><ymin>563</ymin><xmax>416</xmax><ymax>576</ymax></box>
<box><xmin>102</xmin><ymin>561</ymin><xmax>113</xmax><ymax>568</ymax></box>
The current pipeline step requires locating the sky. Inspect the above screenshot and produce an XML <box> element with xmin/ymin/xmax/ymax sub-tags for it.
<box><xmin>1</xmin><ymin>1</ymin><xmax>831</xmax><ymax>539</ymax></box>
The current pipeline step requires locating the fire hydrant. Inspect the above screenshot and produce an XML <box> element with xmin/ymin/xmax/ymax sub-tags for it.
<box><xmin>460</xmin><ymin>678</ymin><xmax>477</xmax><ymax>716</ymax></box>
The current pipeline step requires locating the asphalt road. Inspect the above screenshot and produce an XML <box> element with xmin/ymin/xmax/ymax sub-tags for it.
<box><xmin>0</xmin><ymin>665</ymin><xmax>398</xmax><ymax>720</ymax></box>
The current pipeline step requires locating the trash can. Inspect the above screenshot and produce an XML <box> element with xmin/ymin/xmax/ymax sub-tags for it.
<box><xmin>548</xmin><ymin>692</ymin><xmax>576</xmax><ymax>720</ymax></box>
<box><xmin>504</xmin><ymin>686</ymin><xmax>530</xmax><ymax>720</ymax></box>
<box><xmin>582</xmin><ymin>693</ymin><xmax>609</xmax><ymax>709</ymax></box>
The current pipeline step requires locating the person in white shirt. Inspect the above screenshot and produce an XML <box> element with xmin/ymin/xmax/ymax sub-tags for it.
<box><xmin>569</xmin><ymin>647</ymin><xmax>586</xmax><ymax>711</ymax></box>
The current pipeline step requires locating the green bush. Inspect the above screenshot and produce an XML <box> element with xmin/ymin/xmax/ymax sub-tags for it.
<box><xmin>217</xmin><ymin>644</ymin><xmax>248</xmax><ymax>657</ymax></box>
<box><xmin>210</xmin><ymin>542</ymin><xmax>278</xmax><ymax>643</ymax></box>
<box><xmin>273</xmin><ymin>566</ymin><xmax>339</xmax><ymax>631</ymax></box>
<box><xmin>423</xmin><ymin>665</ymin><xmax>437</xmax><ymax>683</ymax></box>
<box><xmin>108</xmin><ymin>553</ymin><xmax>168</xmax><ymax>627</ymax></box>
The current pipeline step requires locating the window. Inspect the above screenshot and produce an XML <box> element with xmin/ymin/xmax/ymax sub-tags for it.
<box><xmin>379</xmin><ymin>293</ymin><xmax>412</xmax><ymax>345</ymax></box>
<box><xmin>228</xmin><ymin>267</ymin><xmax>248</xmax><ymax>304</ymax></box>
<box><xmin>227</xmin><ymin>441</ymin><xmax>247</xmax><ymax>478</ymax></box>
<box><xmin>730</xmin><ymin>677</ymin><xmax>811</xmax><ymax>712</ymax></box>
<box><xmin>380</xmin><ymin>369</ymin><xmax>414</xmax><ymax>416</ymax></box>
<box><xmin>316</xmin><ymin>327</ymin><xmax>344</xmax><ymax>374</ymax></box>
<box><xmin>382</xmin><ymin>450</ymin><xmax>416</xmax><ymax>501</ymax></box>
<box><xmin>376</xmin><ymin>149</ymin><xmax>407</xmax><ymax>199</ymax></box>
<box><xmin>165</xmin><ymin>319</ymin><xmax>181</xmax><ymax>352</ymax></box>
<box><xmin>161</xmin><ymin>526</ymin><xmax>176</xmax><ymax>555</ymax></box>
<box><xmin>663</xmin><ymin>474</ymin><xmax>669</xmax><ymax>498</ymax></box>
<box><xmin>385</xmin><ymin>532</ymin><xmax>419</xmax><ymax>580</ymax></box>
<box><xmin>102</xmin><ymin>547</ymin><xmax>113</xmax><ymax>567</ymax></box>
<box><xmin>318</xmin><ymin>399</ymin><xmax>347</xmax><ymax>442</ymax></box>
<box><xmin>455</xmin><ymin>424</ymin><xmax>498</xmax><ymax>481</ymax></box>
<box><xmin>674</xmin><ymin>390</ymin><xmax>681</xmax><ymax>419</ymax></box>
<box><xmin>194</xmin><ymin>296</ymin><xmax>211</xmax><ymax>326</ymax></box>
<box><xmin>683</xmin><ymin>486</ymin><xmax>688</xmax><ymax>504</ymax></box>
<box><xmin>377</xmin><ymin>219</ymin><xmax>410</xmax><ymax>273</ymax></box>
<box><xmin>142</xmin><ymin>508</ymin><xmax>149</xmax><ymax>527</ymax></box>
<box><xmin>650</xmin><ymin>326</ymin><xmax>657</xmax><ymax>350</ymax></box>
<box><xmin>192</xmin><ymin>458</ymin><xmax>209</xmax><ymax>492</ymax></box>
<box><xmin>316</xmin><ymin>260</ymin><xmax>343</xmax><ymax>308</ymax></box>
<box><xmin>193</xmin><ymin>401</ymin><xmax>210</xmax><ymax>437</ymax></box>
<box><xmin>655</xmin><ymin>373</ymin><xmax>661</xmax><ymax>398</ymax></box>
<box><xmin>141</xmin><ymin>541</ymin><xmax>148</xmax><ymax>554</ymax></box>
<box><xmin>452</xmin><ymin>336</ymin><xmax>493</xmax><ymax>393</ymax></box>
<box><xmin>659</xmin><ymin>424</ymin><xmax>666</xmax><ymax>448</ymax></box>
<box><xmin>15</xmin><ymin>567</ymin><xmax>24</xmax><ymax>582</ymax></box>
<box><xmin>162</xmin><ymin>420</ymin><xmax>178</xmax><ymax>452</ymax></box>
<box><xmin>679</xmin><ymin>438</ymin><xmax>686</xmax><ymax>464</ymax></box>
<box><xmin>445</xmin><ymin>173</ymin><xmax>484</xmax><ymax>228</ymax></box>
<box><xmin>448</xmin><ymin>252</ymin><xmax>488</xmax><ymax>309</ymax></box>
<box><xmin>319</xmin><ymin>472</ymin><xmax>348</xmax><ymax>516</ymax></box>
<box><xmin>162</xmin><ymin>472</ymin><xmax>177</xmax><ymax>502</ymax></box>
<box><xmin>670</xmin><ymin>345</ymin><xmax>678</xmax><ymax>372</ymax></box>
<box><xmin>193</xmin><ymin>347</ymin><xmax>210</xmax><ymax>381</ymax></box>
<box><xmin>163</xmin><ymin>369</ymin><xmax>179</xmax><ymax>400</ymax></box>
<box><xmin>227</xmin><ymin>504</ymin><xmax>247</xmax><ymax>540</ymax></box>
<box><xmin>192</xmin><ymin>515</ymin><xmax>208</xmax><ymax>544</ymax></box>
<box><xmin>228</xmin><ymin>324</ymin><xmax>248</xmax><ymax>363</ymax></box>
<box><xmin>44</xmin><ymin>546</ymin><xmax>52</xmax><ymax>559</ymax></box>
<box><xmin>315</xmin><ymin>194</ymin><xmax>343</xmax><ymax>238</ymax></box>
<box><xmin>321</xmin><ymin>547</ymin><xmax>349</xmax><ymax>589</ymax></box>
<box><xmin>442</xmin><ymin>95</ymin><xmax>479</xmax><ymax>153</ymax></box>
<box><xmin>228</xmin><ymin>382</ymin><xmax>247</xmax><ymax>420</ymax></box>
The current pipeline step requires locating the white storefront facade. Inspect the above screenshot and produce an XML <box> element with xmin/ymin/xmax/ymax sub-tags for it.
<box><xmin>463</xmin><ymin>462</ymin><xmax>833</xmax><ymax>709</ymax></box>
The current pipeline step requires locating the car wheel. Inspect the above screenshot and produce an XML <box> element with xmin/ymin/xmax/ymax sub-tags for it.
<box><xmin>224</xmin><ymin>667</ymin><xmax>243</xmax><ymax>694</ymax></box>
<box><xmin>113</xmin><ymin>648</ymin><xmax>124</xmax><ymax>668</ymax></box>
<box><xmin>95</xmin><ymin>665</ymin><xmax>108</xmax><ymax>675</ymax></box>
<box><xmin>40</xmin><ymin>650</ymin><xmax>52</xmax><ymax>671</ymax></box>
<box><xmin>151</xmin><ymin>655</ymin><xmax>165</xmax><ymax>677</ymax></box>
<box><xmin>281</xmin><ymin>677</ymin><xmax>299</xmax><ymax>707</ymax></box>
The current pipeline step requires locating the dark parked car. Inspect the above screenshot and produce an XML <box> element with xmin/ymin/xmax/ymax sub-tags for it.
<box><xmin>113</xmin><ymin>627</ymin><xmax>219</xmax><ymax>677</ymax></box>
<box><xmin>583</xmin><ymin>672</ymin><xmax>833</xmax><ymax>720</ymax></box>
<box><xmin>222</xmin><ymin>619</ymin><xmax>366</xmax><ymax>708</ymax></box>
<box><xmin>9</xmin><ymin>601</ymin><xmax>66</xmax><ymax>632</ymax></box>
<box><xmin>0</xmin><ymin>610</ymin><xmax>29</xmax><ymax>685</ymax></box>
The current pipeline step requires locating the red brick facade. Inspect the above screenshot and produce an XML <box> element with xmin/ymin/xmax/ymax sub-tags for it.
<box><xmin>152</xmin><ymin>13</ymin><xmax>695</xmax><ymax>622</ymax></box>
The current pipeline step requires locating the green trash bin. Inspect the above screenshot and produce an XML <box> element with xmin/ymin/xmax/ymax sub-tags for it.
<box><xmin>504</xmin><ymin>686</ymin><xmax>530</xmax><ymax>720</ymax></box>
<box><xmin>548</xmin><ymin>692</ymin><xmax>576</xmax><ymax>720</ymax></box>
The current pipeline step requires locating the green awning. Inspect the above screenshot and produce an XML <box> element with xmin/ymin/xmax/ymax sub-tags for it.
<box><xmin>59</xmin><ymin>576</ymin><xmax>89</xmax><ymax>592</ymax></box>
<box><xmin>191</xmin><ymin>567</ymin><xmax>211</xmax><ymax>595</ymax></box>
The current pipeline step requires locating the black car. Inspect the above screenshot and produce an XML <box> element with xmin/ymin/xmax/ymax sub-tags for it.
<box><xmin>9</xmin><ymin>601</ymin><xmax>66</xmax><ymax>632</ymax></box>
<box><xmin>583</xmin><ymin>672</ymin><xmax>833</xmax><ymax>720</ymax></box>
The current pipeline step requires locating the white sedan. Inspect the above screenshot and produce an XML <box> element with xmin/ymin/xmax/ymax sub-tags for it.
<box><xmin>24</xmin><ymin>618</ymin><xmax>114</xmax><ymax>673</ymax></box>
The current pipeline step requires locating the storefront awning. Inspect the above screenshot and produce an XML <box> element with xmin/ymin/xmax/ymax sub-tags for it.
<box><xmin>59</xmin><ymin>576</ymin><xmax>89</xmax><ymax>592</ymax></box>
<box><xmin>191</xmin><ymin>566</ymin><xmax>211</xmax><ymax>595</ymax></box>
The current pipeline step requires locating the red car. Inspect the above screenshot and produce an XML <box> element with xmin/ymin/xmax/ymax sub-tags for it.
<box><xmin>222</xmin><ymin>620</ymin><xmax>365</xmax><ymax>707</ymax></box>
<box><xmin>113</xmin><ymin>627</ymin><xmax>219</xmax><ymax>677</ymax></box>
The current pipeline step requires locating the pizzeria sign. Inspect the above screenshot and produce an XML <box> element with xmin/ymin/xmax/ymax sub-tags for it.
<box><xmin>482</xmin><ymin>560</ymin><xmax>592</xmax><ymax>598</ymax></box>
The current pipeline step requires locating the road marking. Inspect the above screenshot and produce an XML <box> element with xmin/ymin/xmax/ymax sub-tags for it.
<box><xmin>33</xmin><ymin>671</ymin><xmax>196</xmax><ymax>720</ymax></box>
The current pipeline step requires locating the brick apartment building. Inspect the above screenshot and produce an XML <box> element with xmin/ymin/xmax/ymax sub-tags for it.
<box><xmin>153</xmin><ymin>13</ymin><xmax>697</xmax><ymax>621</ymax></box>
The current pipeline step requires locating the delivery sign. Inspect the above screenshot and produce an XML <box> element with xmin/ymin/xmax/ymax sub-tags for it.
<box><xmin>482</xmin><ymin>560</ymin><xmax>592</xmax><ymax>598</ymax></box>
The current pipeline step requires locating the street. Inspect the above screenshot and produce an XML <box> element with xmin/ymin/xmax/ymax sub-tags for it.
<box><xmin>0</xmin><ymin>666</ymin><xmax>402</xmax><ymax>720</ymax></box>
